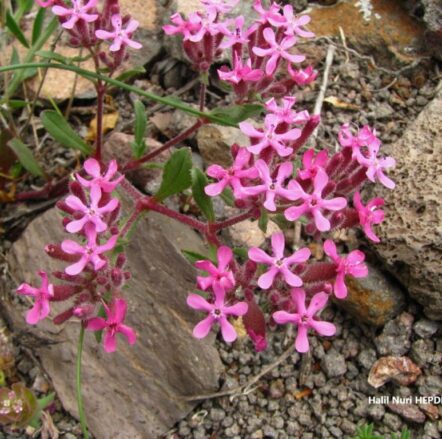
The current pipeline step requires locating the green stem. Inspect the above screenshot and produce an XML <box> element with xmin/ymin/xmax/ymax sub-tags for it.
<box><xmin>0</xmin><ymin>62</ymin><xmax>237</xmax><ymax>127</ymax></box>
<box><xmin>76</xmin><ymin>325</ymin><xmax>89</xmax><ymax>439</ymax></box>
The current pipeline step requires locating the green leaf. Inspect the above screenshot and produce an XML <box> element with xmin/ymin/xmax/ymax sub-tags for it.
<box><xmin>8</xmin><ymin>138</ymin><xmax>44</xmax><ymax>177</ymax></box>
<box><xmin>37</xmin><ymin>393</ymin><xmax>55</xmax><ymax>411</ymax></box>
<box><xmin>32</xmin><ymin>8</ymin><xmax>46</xmax><ymax>45</ymax></box>
<box><xmin>8</xmin><ymin>99</ymin><xmax>28</xmax><ymax>109</ymax></box>
<box><xmin>94</xmin><ymin>305</ymin><xmax>107</xmax><ymax>344</ymax></box>
<box><xmin>220</xmin><ymin>187</ymin><xmax>235</xmax><ymax>206</ymax></box>
<box><xmin>114</xmin><ymin>66</ymin><xmax>146</xmax><ymax>83</ymax></box>
<box><xmin>258</xmin><ymin>208</ymin><xmax>268</xmax><ymax>233</ymax></box>
<box><xmin>6</xmin><ymin>11</ymin><xmax>29</xmax><ymax>48</ymax></box>
<box><xmin>181</xmin><ymin>249</ymin><xmax>209</xmax><ymax>264</ymax></box>
<box><xmin>155</xmin><ymin>148</ymin><xmax>192</xmax><ymax>201</ymax></box>
<box><xmin>131</xmin><ymin>100</ymin><xmax>147</xmax><ymax>159</ymax></box>
<box><xmin>36</xmin><ymin>50</ymin><xmax>70</xmax><ymax>64</ymax></box>
<box><xmin>40</xmin><ymin>110</ymin><xmax>92</xmax><ymax>155</ymax></box>
<box><xmin>233</xmin><ymin>247</ymin><xmax>248</xmax><ymax>260</ymax></box>
<box><xmin>209</xmin><ymin>104</ymin><xmax>264</xmax><ymax>126</ymax></box>
<box><xmin>191</xmin><ymin>168</ymin><xmax>215</xmax><ymax>222</ymax></box>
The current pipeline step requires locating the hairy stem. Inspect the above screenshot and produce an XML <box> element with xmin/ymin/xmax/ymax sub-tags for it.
<box><xmin>213</xmin><ymin>209</ymin><xmax>258</xmax><ymax>231</ymax></box>
<box><xmin>76</xmin><ymin>325</ymin><xmax>89</xmax><ymax>439</ymax></box>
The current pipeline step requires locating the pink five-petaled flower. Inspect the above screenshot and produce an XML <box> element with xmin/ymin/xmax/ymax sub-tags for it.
<box><xmin>218</xmin><ymin>53</ymin><xmax>264</xmax><ymax>84</ymax></box>
<box><xmin>52</xmin><ymin>0</ymin><xmax>98</xmax><ymax>30</ymax></box>
<box><xmin>201</xmin><ymin>0</ymin><xmax>239</xmax><ymax>14</ymax></box>
<box><xmin>252</xmin><ymin>28</ymin><xmax>305</xmax><ymax>76</ymax></box>
<box><xmin>298</xmin><ymin>148</ymin><xmax>328</xmax><ymax>180</ymax></box>
<box><xmin>242</xmin><ymin>160</ymin><xmax>298</xmax><ymax>211</ymax></box>
<box><xmin>205</xmin><ymin>148</ymin><xmax>258</xmax><ymax>198</ymax></box>
<box><xmin>17</xmin><ymin>271</ymin><xmax>54</xmax><ymax>325</ymax></box>
<box><xmin>323</xmin><ymin>239</ymin><xmax>368</xmax><ymax>299</ymax></box>
<box><xmin>285</xmin><ymin>168</ymin><xmax>347</xmax><ymax>232</ymax></box>
<box><xmin>280</xmin><ymin>5</ymin><xmax>315</xmax><ymax>38</ymax></box>
<box><xmin>96</xmin><ymin>14</ymin><xmax>142</xmax><ymax>52</ymax></box>
<box><xmin>76</xmin><ymin>158</ymin><xmax>123</xmax><ymax>193</ymax></box>
<box><xmin>86</xmin><ymin>298</ymin><xmax>136</xmax><ymax>353</ymax></box>
<box><xmin>219</xmin><ymin>16</ymin><xmax>254</xmax><ymax>49</ymax></box>
<box><xmin>273</xmin><ymin>288</ymin><xmax>336</xmax><ymax>353</ymax></box>
<box><xmin>195</xmin><ymin>246</ymin><xmax>235</xmax><ymax>293</ymax></box>
<box><xmin>187</xmin><ymin>285</ymin><xmax>248</xmax><ymax>342</ymax></box>
<box><xmin>265</xmin><ymin>97</ymin><xmax>310</xmax><ymax>125</ymax></box>
<box><xmin>357</xmin><ymin>142</ymin><xmax>396</xmax><ymax>189</ymax></box>
<box><xmin>61</xmin><ymin>225</ymin><xmax>118</xmax><ymax>275</ymax></box>
<box><xmin>162</xmin><ymin>12</ymin><xmax>202</xmax><ymax>40</ymax></box>
<box><xmin>288</xmin><ymin>65</ymin><xmax>318</xmax><ymax>86</ymax></box>
<box><xmin>253</xmin><ymin>0</ymin><xmax>285</xmax><ymax>26</ymax></box>
<box><xmin>248</xmin><ymin>232</ymin><xmax>310</xmax><ymax>289</ymax></box>
<box><xmin>65</xmin><ymin>185</ymin><xmax>119</xmax><ymax>233</ymax></box>
<box><xmin>240</xmin><ymin>114</ymin><xmax>301</xmax><ymax>157</ymax></box>
<box><xmin>353</xmin><ymin>192</ymin><xmax>385</xmax><ymax>243</ymax></box>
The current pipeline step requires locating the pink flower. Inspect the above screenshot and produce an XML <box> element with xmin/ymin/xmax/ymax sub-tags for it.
<box><xmin>265</xmin><ymin>97</ymin><xmax>310</xmax><ymax>125</ymax></box>
<box><xmin>218</xmin><ymin>54</ymin><xmax>264</xmax><ymax>84</ymax></box>
<box><xmin>96</xmin><ymin>15</ymin><xmax>142</xmax><ymax>52</ymax></box>
<box><xmin>248</xmin><ymin>232</ymin><xmax>310</xmax><ymax>289</ymax></box>
<box><xmin>61</xmin><ymin>225</ymin><xmax>118</xmax><ymax>275</ymax></box>
<box><xmin>163</xmin><ymin>12</ymin><xmax>202</xmax><ymax>40</ymax></box>
<box><xmin>323</xmin><ymin>239</ymin><xmax>368</xmax><ymax>299</ymax></box>
<box><xmin>65</xmin><ymin>185</ymin><xmax>119</xmax><ymax>233</ymax></box>
<box><xmin>252</xmin><ymin>28</ymin><xmax>305</xmax><ymax>75</ymax></box>
<box><xmin>219</xmin><ymin>16</ymin><xmax>255</xmax><ymax>49</ymax></box>
<box><xmin>298</xmin><ymin>148</ymin><xmax>328</xmax><ymax>180</ymax></box>
<box><xmin>280</xmin><ymin>5</ymin><xmax>314</xmax><ymax>38</ymax></box>
<box><xmin>285</xmin><ymin>168</ymin><xmax>347</xmax><ymax>231</ymax></box>
<box><xmin>240</xmin><ymin>114</ymin><xmax>301</xmax><ymax>157</ymax></box>
<box><xmin>201</xmin><ymin>0</ymin><xmax>239</xmax><ymax>14</ymax></box>
<box><xmin>242</xmin><ymin>160</ymin><xmax>298</xmax><ymax>211</ymax></box>
<box><xmin>353</xmin><ymin>192</ymin><xmax>385</xmax><ymax>243</ymax></box>
<box><xmin>87</xmin><ymin>298</ymin><xmax>136</xmax><ymax>353</ymax></box>
<box><xmin>357</xmin><ymin>143</ymin><xmax>396</xmax><ymax>189</ymax></box>
<box><xmin>76</xmin><ymin>158</ymin><xmax>123</xmax><ymax>193</ymax></box>
<box><xmin>288</xmin><ymin>65</ymin><xmax>318</xmax><ymax>86</ymax></box>
<box><xmin>195</xmin><ymin>246</ymin><xmax>235</xmax><ymax>293</ymax></box>
<box><xmin>253</xmin><ymin>0</ymin><xmax>285</xmax><ymax>26</ymax></box>
<box><xmin>187</xmin><ymin>285</ymin><xmax>248</xmax><ymax>342</ymax></box>
<box><xmin>273</xmin><ymin>288</ymin><xmax>336</xmax><ymax>353</ymax></box>
<box><xmin>187</xmin><ymin>10</ymin><xmax>220</xmax><ymax>43</ymax></box>
<box><xmin>17</xmin><ymin>271</ymin><xmax>54</xmax><ymax>325</ymax></box>
<box><xmin>205</xmin><ymin>148</ymin><xmax>258</xmax><ymax>198</ymax></box>
<box><xmin>52</xmin><ymin>0</ymin><xmax>98</xmax><ymax>30</ymax></box>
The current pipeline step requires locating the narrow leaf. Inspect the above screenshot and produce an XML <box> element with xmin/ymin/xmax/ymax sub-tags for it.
<box><xmin>6</xmin><ymin>11</ymin><xmax>29</xmax><ymax>48</ymax></box>
<box><xmin>181</xmin><ymin>249</ymin><xmax>209</xmax><ymax>264</ymax></box>
<box><xmin>220</xmin><ymin>187</ymin><xmax>235</xmax><ymax>206</ymax></box>
<box><xmin>155</xmin><ymin>148</ymin><xmax>192</xmax><ymax>201</ymax></box>
<box><xmin>8</xmin><ymin>138</ymin><xmax>44</xmax><ymax>177</ymax></box>
<box><xmin>40</xmin><ymin>110</ymin><xmax>92</xmax><ymax>155</ymax></box>
<box><xmin>32</xmin><ymin>8</ymin><xmax>46</xmax><ymax>45</ymax></box>
<box><xmin>209</xmin><ymin>104</ymin><xmax>264</xmax><ymax>126</ymax></box>
<box><xmin>114</xmin><ymin>66</ymin><xmax>145</xmax><ymax>83</ymax></box>
<box><xmin>258</xmin><ymin>208</ymin><xmax>268</xmax><ymax>233</ymax></box>
<box><xmin>191</xmin><ymin>168</ymin><xmax>215</xmax><ymax>222</ymax></box>
<box><xmin>131</xmin><ymin>100</ymin><xmax>147</xmax><ymax>158</ymax></box>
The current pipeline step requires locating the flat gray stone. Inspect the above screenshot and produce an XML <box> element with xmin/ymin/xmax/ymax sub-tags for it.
<box><xmin>6</xmin><ymin>205</ymin><xmax>222</xmax><ymax>439</ymax></box>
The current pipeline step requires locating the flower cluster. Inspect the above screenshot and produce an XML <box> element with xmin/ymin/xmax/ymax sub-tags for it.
<box><xmin>162</xmin><ymin>0</ymin><xmax>396</xmax><ymax>353</ymax></box>
<box><xmin>164</xmin><ymin>0</ymin><xmax>316</xmax><ymax>99</ymax></box>
<box><xmin>36</xmin><ymin>0</ymin><xmax>142</xmax><ymax>70</ymax></box>
<box><xmin>17</xmin><ymin>159</ymin><xmax>136</xmax><ymax>353</ymax></box>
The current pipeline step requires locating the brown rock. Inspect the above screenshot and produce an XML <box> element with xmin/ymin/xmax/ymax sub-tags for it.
<box><xmin>419</xmin><ymin>403</ymin><xmax>440</xmax><ymax>421</ymax></box>
<box><xmin>6</xmin><ymin>205</ymin><xmax>222</xmax><ymax>439</ymax></box>
<box><xmin>371</xmin><ymin>85</ymin><xmax>442</xmax><ymax>320</ymax></box>
<box><xmin>197</xmin><ymin>124</ymin><xmax>250</xmax><ymax>168</ymax></box>
<box><xmin>227</xmin><ymin>219</ymin><xmax>281</xmax><ymax>248</ymax></box>
<box><xmin>368</xmin><ymin>356</ymin><xmax>421</xmax><ymax>388</ymax></box>
<box><xmin>387</xmin><ymin>403</ymin><xmax>426</xmax><ymax>424</ymax></box>
<box><xmin>335</xmin><ymin>263</ymin><xmax>405</xmax><ymax>327</ymax></box>
<box><xmin>102</xmin><ymin>132</ymin><xmax>168</xmax><ymax>190</ymax></box>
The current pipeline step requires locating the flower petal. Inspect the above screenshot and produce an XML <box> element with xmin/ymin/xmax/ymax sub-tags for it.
<box><xmin>295</xmin><ymin>324</ymin><xmax>309</xmax><ymax>353</ymax></box>
<box><xmin>220</xmin><ymin>317</ymin><xmax>237</xmax><ymax>342</ymax></box>
<box><xmin>187</xmin><ymin>294</ymin><xmax>213</xmax><ymax>312</ymax></box>
<box><xmin>193</xmin><ymin>315</ymin><xmax>215</xmax><ymax>339</ymax></box>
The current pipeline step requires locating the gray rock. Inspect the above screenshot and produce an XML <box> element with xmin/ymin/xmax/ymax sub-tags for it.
<box><xmin>210</xmin><ymin>408</ymin><xmax>226</xmax><ymax>422</ymax></box>
<box><xmin>375</xmin><ymin>312</ymin><xmax>414</xmax><ymax>356</ymax></box>
<box><xmin>367</xmin><ymin>403</ymin><xmax>385</xmax><ymax>421</ymax></box>
<box><xmin>358</xmin><ymin>348</ymin><xmax>377</xmax><ymax>370</ymax></box>
<box><xmin>336</xmin><ymin>264</ymin><xmax>405</xmax><ymax>327</ymax></box>
<box><xmin>414</xmin><ymin>319</ymin><xmax>440</xmax><ymax>338</ymax></box>
<box><xmin>383</xmin><ymin>412</ymin><xmax>402</xmax><ymax>430</ymax></box>
<box><xmin>373</xmin><ymin>103</ymin><xmax>394</xmax><ymax>119</ymax></box>
<box><xmin>321</xmin><ymin>350</ymin><xmax>347</xmax><ymax>378</ymax></box>
<box><xmin>410</xmin><ymin>339</ymin><xmax>435</xmax><ymax>366</ymax></box>
<box><xmin>370</xmin><ymin>88</ymin><xmax>442</xmax><ymax>320</ymax></box>
<box><xmin>6</xmin><ymin>206</ymin><xmax>222</xmax><ymax>439</ymax></box>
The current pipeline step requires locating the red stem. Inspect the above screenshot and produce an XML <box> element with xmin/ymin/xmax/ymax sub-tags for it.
<box><xmin>213</xmin><ymin>209</ymin><xmax>258</xmax><ymax>231</ymax></box>
<box><xmin>94</xmin><ymin>82</ymin><xmax>106</xmax><ymax>161</ymax></box>
<box><xmin>123</xmin><ymin>120</ymin><xmax>204</xmax><ymax>171</ymax></box>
